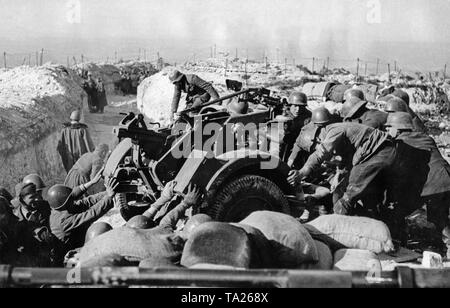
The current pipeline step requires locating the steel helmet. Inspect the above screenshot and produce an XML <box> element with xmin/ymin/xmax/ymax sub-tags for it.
<box><xmin>228</xmin><ymin>100</ymin><xmax>249</xmax><ymax>115</ymax></box>
<box><xmin>385</xmin><ymin>97</ymin><xmax>408</xmax><ymax>113</ymax></box>
<box><xmin>85</xmin><ymin>222</ymin><xmax>113</xmax><ymax>244</ymax></box>
<box><xmin>341</xmin><ymin>97</ymin><xmax>368</xmax><ymax>119</ymax></box>
<box><xmin>47</xmin><ymin>185</ymin><xmax>73</xmax><ymax>210</ymax></box>
<box><xmin>126</xmin><ymin>215</ymin><xmax>155</xmax><ymax>229</ymax></box>
<box><xmin>169</xmin><ymin>70</ymin><xmax>184</xmax><ymax>84</ymax></box>
<box><xmin>311</xmin><ymin>107</ymin><xmax>332</xmax><ymax>125</ymax></box>
<box><xmin>343</xmin><ymin>89</ymin><xmax>365</xmax><ymax>102</ymax></box>
<box><xmin>392</xmin><ymin>89</ymin><xmax>410</xmax><ymax>106</ymax></box>
<box><xmin>288</xmin><ymin>92</ymin><xmax>308</xmax><ymax>106</ymax></box>
<box><xmin>23</xmin><ymin>174</ymin><xmax>46</xmax><ymax>192</ymax></box>
<box><xmin>70</xmin><ymin>110</ymin><xmax>81</xmax><ymax>122</ymax></box>
<box><xmin>386</xmin><ymin>112</ymin><xmax>414</xmax><ymax>130</ymax></box>
<box><xmin>182</xmin><ymin>214</ymin><xmax>213</xmax><ymax>239</ymax></box>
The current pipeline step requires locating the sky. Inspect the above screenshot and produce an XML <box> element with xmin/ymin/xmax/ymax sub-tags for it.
<box><xmin>0</xmin><ymin>0</ymin><xmax>449</xmax><ymax>72</ymax></box>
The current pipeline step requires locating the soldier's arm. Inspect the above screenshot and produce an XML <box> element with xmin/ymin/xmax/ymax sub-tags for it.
<box><xmin>192</xmin><ymin>75</ymin><xmax>220</xmax><ymax>100</ymax></box>
<box><xmin>171</xmin><ymin>84</ymin><xmax>182</xmax><ymax>114</ymax></box>
<box><xmin>158</xmin><ymin>201</ymin><xmax>191</xmax><ymax>229</ymax></box>
<box><xmin>61</xmin><ymin>196</ymin><xmax>113</xmax><ymax>231</ymax></box>
<box><xmin>75</xmin><ymin>192</ymin><xmax>108</xmax><ymax>209</ymax></box>
<box><xmin>301</xmin><ymin>130</ymin><xmax>343</xmax><ymax>177</ymax></box>
<box><xmin>90</xmin><ymin>158</ymin><xmax>104</xmax><ymax>181</ymax></box>
<box><xmin>288</xmin><ymin>143</ymin><xmax>301</xmax><ymax>168</ymax></box>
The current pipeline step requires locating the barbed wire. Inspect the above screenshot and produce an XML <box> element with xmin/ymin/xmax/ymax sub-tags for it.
<box><xmin>2</xmin><ymin>46</ymin><xmax>448</xmax><ymax>78</ymax></box>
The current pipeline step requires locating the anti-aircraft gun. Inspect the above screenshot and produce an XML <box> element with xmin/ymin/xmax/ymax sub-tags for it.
<box><xmin>103</xmin><ymin>81</ymin><xmax>297</xmax><ymax>222</ymax></box>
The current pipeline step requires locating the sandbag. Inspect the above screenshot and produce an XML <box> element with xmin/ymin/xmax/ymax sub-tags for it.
<box><xmin>328</xmin><ymin>84</ymin><xmax>352</xmax><ymax>103</ymax></box>
<box><xmin>307</xmin><ymin>215</ymin><xmax>395</xmax><ymax>254</ymax></box>
<box><xmin>333</xmin><ymin>249</ymin><xmax>381</xmax><ymax>272</ymax></box>
<box><xmin>181</xmin><ymin>222</ymin><xmax>253</xmax><ymax>269</ymax></box>
<box><xmin>78</xmin><ymin>226</ymin><xmax>184</xmax><ymax>264</ymax></box>
<box><xmin>240</xmin><ymin>211</ymin><xmax>319</xmax><ymax>268</ymax></box>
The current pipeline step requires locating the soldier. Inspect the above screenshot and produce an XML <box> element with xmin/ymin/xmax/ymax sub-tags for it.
<box><xmin>57</xmin><ymin>110</ymin><xmax>95</xmax><ymax>173</ymax></box>
<box><xmin>64</xmin><ymin>144</ymin><xmax>109</xmax><ymax>194</ymax></box>
<box><xmin>287</xmin><ymin>115</ymin><xmax>425</xmax><ymax>235</ymax></box>
<box><xmin>169</xmin><ymin>70</ymin><xmax>220</xmax><ymax>121</ymax></box>
<box><xmin>386</xmin><ymin>112</ymin><xmax>450</xmax><ymax>258</ymax></box>
<box><xmin>82</xmin><ymin>72</ymin><xmax>98</xmax><ymax>113</ymax></box>
<box><xmin>49</xmin><ymin>176</ymin><xmax>119</xmax><ymax>258</ymax></box>
<box><xmin>0</xmin><ymin>198</ymin><xmax>42</xmax><ymax>266</ymax></box>
<box><xmin>12</xmin><ymin>183</ymin><xmax>56</xmax><ymax>266</ymax></box>
<box><xmin>341</xmin><ymin>89</ymin><xmax>388</xmax><ymax>130</ymax></box>
<box><xmin>96</xmin><ymin>77</ymin><xmax>108</xmax><ymax>114</ymax></box>
<box><xmin>282</xmin><ymin>92</ymin><xmax>312</xmax><ymax>160</ymax></box>
<box><xmin>391</xmin><ymin>89</ymin><xmax>427</xmax><ymax>133</ymax></box>
<box><xmin>288</xmin><ymin>108</ymin><xmax>336</xmax><ymax>222</ymax></box>
<box><xmin>0</xmin><ymin>187</ymin><xmax>13</xmax><ymax>205</ymax></box>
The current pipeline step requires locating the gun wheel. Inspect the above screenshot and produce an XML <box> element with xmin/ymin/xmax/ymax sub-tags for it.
<box><xmin>206</xmin><ymin>175</ymin><xmax>290</xmax><ymax>223</ymax></box>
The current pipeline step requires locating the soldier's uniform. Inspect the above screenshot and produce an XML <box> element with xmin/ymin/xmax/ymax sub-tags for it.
<box><xmin>50</xmin><ymin>186</ymin><xmax>113</xmax><ymax>256</ymax></box>
<box><xmin>57</xmin><ymin>122</ymin><xmax>95</xmax><ymax>173</ymax></box>
<box><xmin>300</xmin><ymin>122</ymin><xmax>425</xmax><ymax>220</ymax></box>
<box><xmin>396</xmin><ymin>131</ymin><xmax>450</xmax><ymax>257</ymax></box>
<box><xmin>171</xmin><ymin>74</ymin><xmax>220</xmax><ymax>114</ymax></box>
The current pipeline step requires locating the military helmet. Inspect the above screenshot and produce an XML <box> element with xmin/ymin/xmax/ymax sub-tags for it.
<box><xmin>126</xmin><ymin>215</ymin><xmax>155</xmax><ymax>230</ymax></box>
<box><xmin>85</xmin><ymin>222</ymin><xmax>113</xmax><ymax>244</ymax></box>
<box><xmin>169</xmin><ymin>70</ymin><xmax>184</xmax><ymax>84</ymax></box>
<box><xmin>392</xmin><ymin>89</ymin><xmax>410</xmax><ymax>106</ymax></box>
<box><xmin>23</xmin><ymin>174</ymin><xmax>46</xmax><ymax>192</ymax></box>
<box><xmin>343</xmin><ymin>89</ymin><xmax>365</xmax><ymax>102</ymax></box>
<box><xmin>182</xmin><ymin>214</ymin><xmax>213</xmax><ymax>239</ymax></box>
<box><xmin>385</xmin><ymin>112</ymin><xmax>414</xmax><ymax>130</ymax></box>
<box><xmin>228</xmin><ymin>100</ymin><xmax>249</xmax><ymax>115</ymax></box>
<box><xmin>70</xmin><ymin>110</ymin><xmax>81</xmax><ymax>122</ymax></box>
<box><xmin>385</xmin><ymin>97</ymin><xmax>408</xmax><ymax>113</ymax></box>
<box><xmin>288</xmin><ymin>92</ymin><xmax>308</xmax><ymax>106</ymax></box>
<box><xmin>47</xmin><ymin>185</ymin><xmax>73</xmax><ymax>210</ymax></box>
<box><xmin>341</xmin><ymin>97</ymin><xmax>368</xmax><ymax>119</ymax></box>
<box><xmin>311</xmin><ymin>107</ymin><xmax>332</xmax><ymax>125</ymax></box>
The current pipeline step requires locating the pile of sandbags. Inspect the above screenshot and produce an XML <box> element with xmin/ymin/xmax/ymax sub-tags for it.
<box><xmin>240</xmin><ymin>211</ymin><xmax>319</xmax><ymax>268</ymax></box>
<box><xmin>0</xmin><ymin>65</ymin><xmax>85</xmax><ymax>192</ymax></box>
<box><xmin>75</xmin><ymin>212</ymin><xmax>392</xmax><ymax>272</ymax></box>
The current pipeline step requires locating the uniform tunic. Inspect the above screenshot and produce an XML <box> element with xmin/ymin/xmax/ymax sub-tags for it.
<box><xmin>172</xmin><ymin>74</ymin><xmax>220</xmax><ymax>114</ymax></box>
<box><xmin>57</xmin><ymin>123</ymin><xmax>95</xmax><ymax>173</ymax></box>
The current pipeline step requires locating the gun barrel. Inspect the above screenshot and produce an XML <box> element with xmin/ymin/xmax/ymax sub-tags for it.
<box><xmin>181</xmin><ymin>89</ymin><xmax>252</xmax><ymax>114</ymax></box>
<box><xmin>1</xmin><ymin>265</ymin><xmax>449</xmax><ymax>288</ymax></box>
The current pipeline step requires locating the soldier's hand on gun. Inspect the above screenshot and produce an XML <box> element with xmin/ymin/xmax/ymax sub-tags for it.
<box><xmin>288</xmin><ymin>169</ymin><xmax>305</xmax><ymax>186</ymax></box>
<box><xmin>161</xmin><ymin>181</ymin><xmax>177</xmax><ymax>202</ymax></box>
<box><xmin>105</xmin><ymin>177</ymin><xmax>120</xmax><ymax>198</ymax></box>
<box><xmin>183</xmin><ymin>184</ymin><xmax>202</xmax><ymax>207</ymax></box>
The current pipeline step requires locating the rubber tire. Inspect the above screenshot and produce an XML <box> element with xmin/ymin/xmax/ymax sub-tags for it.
<box><xmin>206</xmin><ymin>175</ymin><xmax>290</xmax><ymax>222</ymax></box>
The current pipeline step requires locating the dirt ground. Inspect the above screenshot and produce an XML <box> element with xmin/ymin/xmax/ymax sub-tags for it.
<box><xmin>83</xmin><ymin>94</ymin><xmax>139</xmax><ymax>147</ymax></box>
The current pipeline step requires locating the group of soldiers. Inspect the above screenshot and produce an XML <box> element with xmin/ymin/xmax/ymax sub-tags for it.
<box><xmin>167</xmin><ymin>70</ymin><xmax>450</xmax><ymax>259</ymax></box>
<box><xmin>281</xmin><ymin>88</ymin><xmax>450</xmax><ymax>258</ymax></box>
<box><xmin>82</xmin><ymin>72</ymin><xmax>108</xmax><ymax>114</ymax></box>
<box><xmin>0</xmin><ymin>108</ymin><xmax>118</xmax><ymax>266</ymax></box>
<box><xmin>1</xmin><ymin>70</ymin><xmax>449</xmax><ymax>269</ymax></box>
